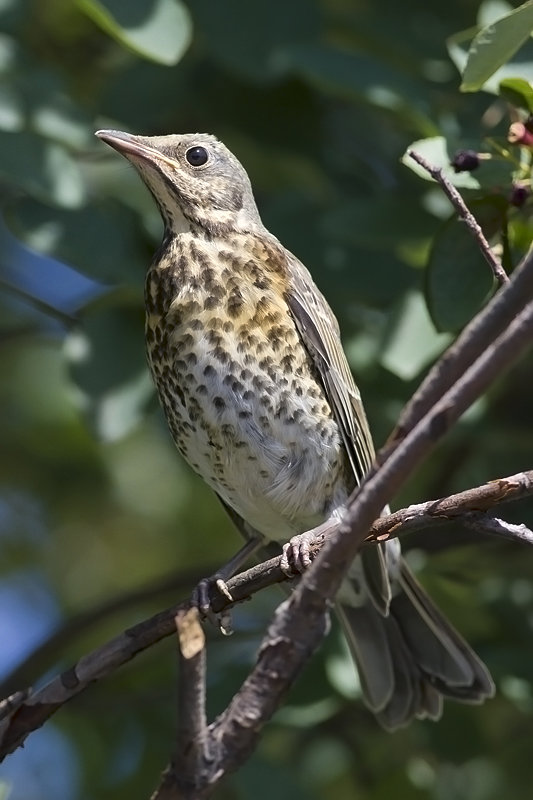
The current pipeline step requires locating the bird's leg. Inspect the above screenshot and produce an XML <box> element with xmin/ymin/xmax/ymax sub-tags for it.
<box><xmin>192</xmin><ymin>536</ymin><xmax>263</xmax><ymax>633</ymax></box>
<box><xmin>280</xmin><ymin>517</ymin><xmax>339</xmax><ymax>575</ymax></box>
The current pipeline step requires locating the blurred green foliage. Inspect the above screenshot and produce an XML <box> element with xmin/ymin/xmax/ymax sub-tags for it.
<box><xmin>1</xmin><ymin>0</ymin><xmax>533</xmax><ymax>798</ymax></box>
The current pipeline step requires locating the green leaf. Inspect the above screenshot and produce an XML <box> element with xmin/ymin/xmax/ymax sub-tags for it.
<box><xmin>425</xmin><ymin>199</ymin><xmax>504</xmax><ymax>332</ymax></box>
<box><xmin>322</xmin><ymin>196</ymin><xmax>437</xmax><ymax>250</ymax></box>
<box><xmin>461</xmin><ymin>1</ymin><xmax>533</xmax><ymax>92</ymax></box>
<box><xmin>402</xmin><ymin>137</ymin><xmax>480</xmax><ymax>189</ymax></box>
<box><xmin>403</xmin><ymin>136</ymin><xmax>515</xmax><ymax>196</ymax></box>
<box><xmin>478</xmin><ymin>0</ymin><xmax>514</xmax><ymax>28</ymax></box>
<box><xmin>380</xmin><ymin>291</ymin><xmax>451</xmax><ymax>380</ymax></box>
<box><xmin>0</xmin><ymin>80</ymin><xmax>23</xmax><ymax>131</ymax></box>
<box><xmin>326</xmin><ymin>249</ymin><xmax>416</xmax><ymax>311</ymax></box>
<box><xmin>76</xmin><ymin>0</ymin><xmax>192</xmax><ymax>66</ymax></box>
<box><xmin>499</xmin><ymin>76</ymin><xmax>533</xmax><ymax>111</ymax></box>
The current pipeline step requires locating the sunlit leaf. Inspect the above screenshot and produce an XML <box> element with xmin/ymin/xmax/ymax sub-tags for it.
<box><xmin>77</xmin><ymin>0</ymin><xmax>192</xmax><ymax>65</ymax></box>
<box><xmin>499</xmin><ymin>76</ymin><xmax>533</xmax><ymax>111</ymax></box>
<box><xmin>285</xmin><ymin>43</ymin><xmax>436</xmax><ymax>134</ymax></box>
<box><xmin>68</xmin><ymin>299</ymin><xmax>149</xmax><ymax>440</ymax></box>
<box><xmin>461</xmin><ymin>1</ymin><xmax>533</xmax><ymax>91</ymax></box>
<box><xmin>380</xmin><ymin>291</ymin><xmax>451</xmax><ymax>379</ymax></box>
<box><xmin>0</xmin><ymin>82</ymin><xmax>23</xmax><ymax>131</ymax></box>
<box><xmin>31</xmin><ymin>96</ymin><xmax>93</xmax><ymax>149</ymax></box>
<box><xmin>402</xmin><ymin>137</ymin><xmax>480</xmax><ymax>189</ymax></box>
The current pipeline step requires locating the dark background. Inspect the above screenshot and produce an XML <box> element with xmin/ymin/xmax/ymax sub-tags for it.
<box><xmin>1</xmin><ymin>1</ymin><xmax>533</xmax><ymax>798</ymax></box>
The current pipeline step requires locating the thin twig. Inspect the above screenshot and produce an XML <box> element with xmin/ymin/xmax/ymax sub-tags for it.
<box><xmin>462</xmin><ymin>513</ymin><xmax>533</xmax><ymax>545</ymax></box>
<box><xmin>407</xmin><ymin>149</ymin><xmax>509</xmax><ymax>286</ymax></box>
<box><xmin>0</xmin><ymin>568</ymin><xmax>212</xmax><ymax>700</ymax></box>
<box><xmin>366</xmin><ymin>470</ymin><xmax>533</xmax><ymax>544</ymax></box>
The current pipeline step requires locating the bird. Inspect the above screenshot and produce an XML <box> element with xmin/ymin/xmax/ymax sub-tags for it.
<box><xmin>95</xmin><ymin>128</ymin><xmax>494</xmax><ymax>729</ymax></box>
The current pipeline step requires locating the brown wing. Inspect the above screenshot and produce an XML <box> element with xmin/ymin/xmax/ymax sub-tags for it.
<box><xmin>284</xmin><ymin>252</ymin><xmax>391</xmax><ymax>614</ymax></box>
<box><xmin>284</xmin><ymin>253</ymin><xmax>375</xmax><ymax>485</ymax></box>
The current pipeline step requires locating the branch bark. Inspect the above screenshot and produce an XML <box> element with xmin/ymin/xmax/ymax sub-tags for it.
<box><xmin>151</xmin><ymin>609</ymin><xmax>209</xmax><ymax>800</ymax></box>
<box><xmin>1</xmin><ymin>468</ymin><xmax>533</xmax><ymax>764</ymax></box>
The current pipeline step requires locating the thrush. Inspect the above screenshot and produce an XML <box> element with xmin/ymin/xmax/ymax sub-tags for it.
<box><xmin>96</xmin><ymin>128</ymin><xmax>494</xmax><ymax>729</ymax></box>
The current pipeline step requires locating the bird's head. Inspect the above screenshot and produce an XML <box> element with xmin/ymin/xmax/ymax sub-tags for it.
<box><xmin>96</xmin><ymin>130</ymin><xmax>262</xmax><ymax>237</ymax></box>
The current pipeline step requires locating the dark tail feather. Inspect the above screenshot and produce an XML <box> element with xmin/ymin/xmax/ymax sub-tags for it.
<box><xmin>336</xmin><ymin>559</ymin><xmax>494</xmax><ymax>731</ymax></box>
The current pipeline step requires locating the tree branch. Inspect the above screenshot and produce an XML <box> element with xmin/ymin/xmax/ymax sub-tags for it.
<box><xmin>0</xmin><ymin>568</ymin><xmax>213</xmax><ymax>700</ymax></box>
<box><xmin>407</xmin><ymin>149</ymin><xmax>509</xmax><ymax>286</ymax></box>
<box><xmin>1</xmin><ymin>467</ymin><xmax>533</xmax><ymax>764</ymax></box>
<box><xmin>366</xmin><ymin>469</ymin><xmax>533</xmax><ymax>544</ymax></box>
<box><xmin>151</xmin><ymin>609</ymin><xmax>209</xmax><ymax>800</ymax></box>
<box><xmin>461</xmin><ymin>513</ymin><xmax>533</xmax><ymax>545</ymax></box>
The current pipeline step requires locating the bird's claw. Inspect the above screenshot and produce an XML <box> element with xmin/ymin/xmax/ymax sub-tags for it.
<box><xmin>215</xmin><ymin>577</ymin><xmax>234</xmax><ymax>602</ymax></box>
<box><xmin>280</xmin><ymin>532</ymin><xmax>315</xmax><ymax>576</ymax></box>
<box><xmin>192</xmin><ymin>576</ymin><xmax>235</xmax><ymax>634</ymax></box>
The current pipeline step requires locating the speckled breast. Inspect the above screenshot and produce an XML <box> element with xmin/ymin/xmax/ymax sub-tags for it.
<box><xmin>144</xmin><ymin>233</ymin><xmax>347</xmax><ymax>538</ymax></box>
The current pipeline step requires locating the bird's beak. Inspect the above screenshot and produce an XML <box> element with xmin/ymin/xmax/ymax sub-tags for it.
<box><xmin>95</xmin><ymin>129</ymin><xmax>175</xmax><ymax>169</ymax></box>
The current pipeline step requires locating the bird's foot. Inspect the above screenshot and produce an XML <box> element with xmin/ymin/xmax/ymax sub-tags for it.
<box><xmin>191</xmin><ymin>537</ymin><xmax>262</xmax><ymax>635</ymax></box>
<box><xmin>280</xmin><ymin>531</ymin><xmax>319</xmax><ymax>575</ymax></box>
<box><xmin>192</xmin><ymin>575</ymin><xmax>235</xmax><ymax>635</ymax></box>
<box><xmin>280</xmin><ymin>518</ymin><xmax>338</xmax><ymax>576</ymax></box>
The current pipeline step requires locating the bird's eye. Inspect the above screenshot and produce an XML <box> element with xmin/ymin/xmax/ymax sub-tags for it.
<box><xmin>185</xmin><ymin>146</ymin><xmax>209</xmax><ymax>167</ymax></box>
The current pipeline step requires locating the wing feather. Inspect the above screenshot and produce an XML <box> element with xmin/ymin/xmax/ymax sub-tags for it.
<box><xmin>284</xmin><ymin>252</ymin><xmax>391</xmax><ymax>614</ymax></box>
<box><xmin>284</xmin><ymin>255</ymin><xmax>375</xmax><ymax>484</ymax></box>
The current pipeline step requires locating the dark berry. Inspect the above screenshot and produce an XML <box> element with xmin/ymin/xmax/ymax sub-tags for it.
<box><xmin>510</xmin><ymin>185</ymin><xmax>530</xmax><ymax>207</ymax></box>
<box><xmin>450</xmin><ymin>150</ymin><xmax>480</xmax><ymax>173</ymax></box>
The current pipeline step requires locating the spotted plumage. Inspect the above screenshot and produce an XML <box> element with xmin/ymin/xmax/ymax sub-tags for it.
<box><xmin>96</xmin><ymin>128</ymin><xmax>494</xmax><ymax>729</ymax></box>
<box><xmin>144</xmin><ymin>230</ymin><xmax>345</xmax><ymax>534</ymax></box>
